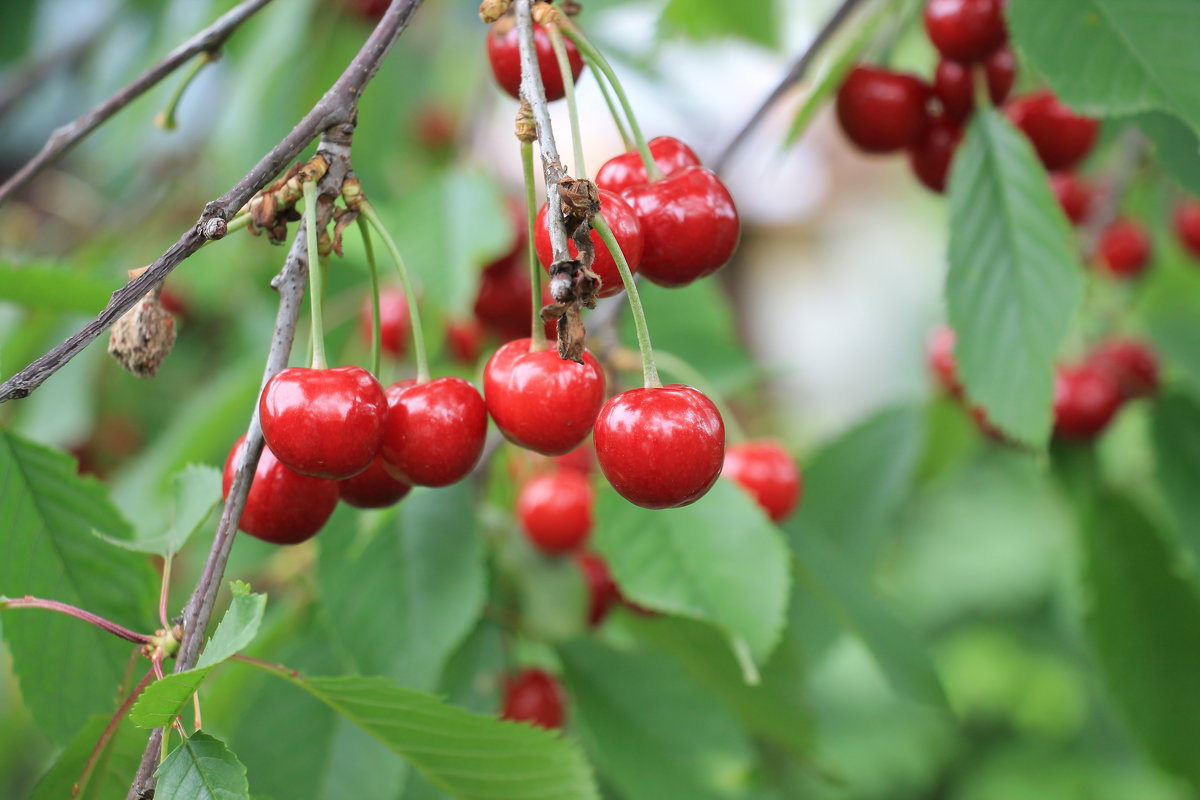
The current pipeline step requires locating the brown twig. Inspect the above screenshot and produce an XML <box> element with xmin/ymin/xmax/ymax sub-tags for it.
<box><xmin>0</xmin><ymin>0</ymin><xmax>424</xmax><ymax>405</ymax></box>
<box><xmin>0</xmin><ymin>596</ymin><xmax>154</xmax><ymax>645</ymax></box>
<box><xmin>0</xmin><ymin>0</ymin><xmax>275</xmax><ymax>208</ymax></box>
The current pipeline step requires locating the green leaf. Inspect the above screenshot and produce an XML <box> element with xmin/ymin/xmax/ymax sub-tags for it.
<box><xmin>0</xmin><ymin>263</ymin><xmax>115</xmax><ymax>313</ymax></box>
<box><xmin>660</xmin><ymin>0</ymin><xmax>779</xmax><ymax>47</ymax></box>
<box><xmin>946</xmin><ymin>108</ymin><xmax>1083</xmax><ymax>446</ymax></box>
<box><xmin>594</xmin><ymin>479</ymin><xmax>792</xmax><ymax>666</ymax></box>
<box><xmin>1151</xmin><ymin>393</ymin><xmax>1200</xmax><ymax>565</ymax></box>
<box><xmin>104</xmin><ymin>464</ymin><xmax>222</xmax><ymax>556</ymax></box>
<box><xmin>154</xmin><ymin>731</ymin><xmax>249</xmax><ymax>800</ymax></box>
<box><xmin>1079</xmin><ymin>493</ymin><xmax>1200</xmax><ymax>789</ymax></box>
<box><xmin>30</xmin><ymin>713</ymin><xmax>145</xmax><ymax>800</ymax></box>
<box><xmin>560</xmin><ymin>639</ymin><xmax>757</xmax><ymax>800</ymax></box>
<box><xmin>0</xmin><ymin>429</ymin><xmax>157</xmax><ymax>743</ymax></box>
<box><xmin>1148</xmin><ymin>314</ymin><xmax>1200</xmax><ymax>396</ymax></box>
<box><xmin>1008</xmin><ymin>0</ymin><xmax>1200</xmax><ymax>130</ymax></box>
<box><xmin>130</xmin><ymin>583</ymin><xmax>266</xmax><ymax>729</ymax></box>
<box><xmin>1136</xmin><ymin>111</ymin><xmax>1200</xmax><ymax>196</ymax></box>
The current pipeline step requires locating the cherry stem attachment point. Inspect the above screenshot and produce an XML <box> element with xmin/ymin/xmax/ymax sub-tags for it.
<box><xmin>155</xmin><ymin>50</ymin><xmax>217</xmax><ymax>131</ymax></box>
<box><xmin>521</xmin><ymin>140</ymin><xmax>548</xmax><ymax>350</ymax></box>
<box><xmin>547</xmin><ymin>25</ymin><xmax>586</xmax><ymax>179</ymax></box>
<box><xmin>650</xmin><ymin>348</ymin><xmax>748</xmax><ymax>444</ymax></box>
<box><xmin>591</xmin><ymin>214</ymin><xmax>660</xmax><ymax>388</ymax></box>
<box><xmin>358</xmin><ymin>217</ymin><xmax>383</xmax><ymax>377</ymax></box>
<box><xmin>302</xmin><ymin>180</ymin><xmax>328</xmax><ymax>370</ymax></box>
<box><xmin>0</xmin><ymin>595</ymin><xmax>154</xmax><ymax>645</ymax></box>
<box><xmin>360</xmin><ymin>200</ymin><xmax>430</xmax><ymax>383</ymax></box>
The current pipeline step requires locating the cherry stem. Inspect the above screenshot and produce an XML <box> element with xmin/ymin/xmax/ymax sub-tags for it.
<box><xmin>595</xmin><ymin>71</ymin><xmax>634</xmax><ymax>150</ymax></box>
<box><xmin>561</xmin><ymin>21</ymin><xmax>660</xmax><ymax>181</ymax></box>
<box><xmin>547</xmin><ymin>25</ymin><xmax>586</xmax><ymax>179</ymax></box>
<box><xmin>358</xmin><ymin>217</ymin><xmax>383</xmax><ymax>377</ymax></box>
<box><xmin>302</xmin><ymin>180</ymin><xmax>328</xmax><ymax>370</ymax></box>
<box><xmin>730</xmin><ymin>636</ymin><xmax>761</xmax><ymax>686</ymax></box>
<box><xmin>650</xmin><ymin>348</ymin><xmax>747</xmax><ymax>444</ymax></box>
<box><xmin>0</xmin><ymin>596</ymin><xmax>154</xmax><ymax>645</ymax></box>
<box><xmin>155</xmin><ymin>50</ymin><xmax>217</xmax><ymax>132</ymax></box>
<box><xmin>158</xmin><ymin>554</ymin><xmax>173</xmax><ymax>631</ymax></box>
<box><xmin>522</xmin><ymin>140</ymin><xmax>548</xmax><ymax>351</ymax></box>
<box><xmin>360</xmin><ymin>200</ymin><xmax>430</xmax><ymax>383</ymax></box>
<box><xmin>591</xmin><ymin>215</ymin><xmax>660</xmax><ymax>388</ymax></box>
<box><xmin>76</xmin><ymin>667</ymin><xmax>156</xmax><ymax>794</ymax></box>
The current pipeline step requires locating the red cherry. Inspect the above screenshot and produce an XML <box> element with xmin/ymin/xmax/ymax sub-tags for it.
<box><xmin>1173</xmin><ymin>199</ymin><xmax>1200</xmax><ymax>258</ymax></box>
<box><xmin>553</xmin><ymin>440</ymin><xmax>594</xmax><ymax>475</ymax></box>
<box><xmin>577</xmin><ymin>551</ymin><xmax>621</xmax><ymax>627</ymax></box>
<box><xmin>722</xmin><ymin>441</ymin><xmax>802</xmax><ymax>523</ymax></box>
<box><xmin>534</xmin><ymin>189</ymin><xmax>643</xmax><ymax>298</ymax></box>
<box><xmin>359</xmin><ymin>288</ymin><xmax>410</xmax><ymax>358</ymax></box>
<box><xmin>1049</xmin><ymin>172</ymin><xmax>1095</xmax><ymax>225</ymax></box>
<box><xmin>414</xmin><ymin>103</ymin><xmax>456</xmax><ymax>152</ymax></box>
<box><xmin>923</xmin><ymin>0</ymin><xmax>1008</xmax><ymax>63</ymax></box>
<box><xmin>932</xmin><ymin>47</ymin><xmax>1016</xmax><ymax>121</ymax></box>
<box><xmin>446</xmin><ymin>318</ymin><xmax>485</xmax><ymax>364</ymax></box>
<box><xmin>473</xmin><ymin>252</ymin><xmax>532</xmax><ymax>342</ymax></box>
<box><xmin>223</xmin><ymin>435</ymin><xmax>339</xmax><ymax>545</ymax></box>
<box><xmin>158</xmin><ymin>285</ymin><xmax>190</xmax><ymax>320</ymax></box>
<box><xmin>483</xmin><ymin>338</ymin><xmax>605</xmax><ymax>456</ymax></box>
<box><xmin>380</xmin><ymin>377</ymin><xmax>488</xmax><ymax>487</ymax></box>
<box><xmin>908</xmin><ymin>114</ymin><xmax>963</xmax><ymax>193</ymax></box>
<box><xmin>927</xmin><ymin>325</ymin><xmax>962</xmax><ymax>397</ymax></box>
<box><xmin>1096</xmin><ymin>219</ymin><xmax>1152</xmax><ymax>279</ymax></box>
<box><xmin>594</xmin><ymin>384</ymin><xmax>725</xmax><ymax>509</ymax></box>
<box><xmin>1053</xmin><ymin>365</ymin><xmax>1123</xmax><ymax>440</ymax></box>
<box><xmin>1087</xmin><ymin>339</ymin><xmax>1160</xmax><ymax>400</ymax></box>
<box><xmin>517</xmin><ymin>470</ymin><xmax>594</xmax><ymax>554</ymax></box>
<box><xmin>501</xmin><ymin>668</ymin><xmax>565</xmax><ymax>729</ymax></box>
<box><xmin>621</xmin><ymin>166</ymin><xmax>740</xmax><ymax>288</ymax></box>
<box><xmin>836</xmin><ymin>65</ymin><xmax>930</xmax><ymax>154</ymax></box>
<box><xmin>1006</xmin><ymin>91</ymin><xmax>1099</xmax><ymax>171</ymax></box>
<box><xmin>343</xmin><ymin>0</ymin><xmax>389</xmax><ymax>23</ymax></box>
<box><xmin>338</xmin><ymin>455</ymin><xmax>412</xmax><ymax>509</ymax></box>
<box><xmin>486</xmin><ymin>18</ymin><xmax>583</xmax><ymax>102</ymax></box>
<box><xmin>259</xmin><ymin>366</ymin><xmax>387</xmax><ymax>480</ymax></box>
<box><xmin>594</xmin><ymin>136</ymin><xmax>702</xmax><ymax>194</ymax></box>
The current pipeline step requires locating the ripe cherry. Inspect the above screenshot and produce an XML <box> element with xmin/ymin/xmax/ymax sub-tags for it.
<box><xmin>577</xmin><ymin>551</ymin><xmax>621</xmax><ymax>627</ymax></box>
<box><xmin>380</xmin><ymin>378</ymin><xmax>488</xmax><ymax>487</ymax></box>
<box><xmin>932</xmin><ymin>47</ymin><xmax>1016</xmax><ymax>121</ymax></box>
<box><xmin>359</xmin><ymin>288</ymin><xmax>409</xmax><ymax>358</ymax></box>
<box><xmin>908</xmin><ymin>114</ymin><xmax>963</xmax><ymax>193</ymax></box>
<box><xmin>501</xmin><ymin>668</ymin><xmax>566</xmax><ymax>729</ymax></box>
<box><xmin>1049</xmin><ymin>172</ymin><xmax>1095</xmax><ymax>225</ymax></box>
<box><xmin>534</xmin><ymin>189</ymin><xmax>644</xmax><ymax>298</ymax></box>
<box><xmin>1053</xmin><ymin>365</ymin><xmax>1123</xmax><ymax>440</ymax></box>
<box><xmin>517</xmin><ymin>470</ymin><xmax>594</xmax><ymax>554</ymax></box>
<box><xmin>594</xmin><ymin>384</ymin><xmax>725</xmax><ymax>509</ymax></box>
<box><xmin>446</xmin><ymin>318</ymin><xmax>485</xmax><ymax>364</ymax></box>
<box><xmin>259</xmin><ymin>366</ymin><xmax>387</xmax><ymax>480</ymax></box>
<box><xmin>344</xmin><ymin>0</ymin><xmax>388</xmax><ymax>23</ymax></box>
<box><xmin>722</xmin><ymin>441</ymin><xmax>802</xmax><ymax>523</ymax></box>
<box><xmin>338</xmin><ymin>456</ymin><xmax>412</xmax><ymax>509</ymax></box>
<box><xmin>1006</xmin><ymin>92</ymin><xmax>1099</xmax><ymax>171</ymax></box>
<box><xmin>223</xmin><ymin>435</ymin><xmax>339</xmax><ymax>545</ymax></box>
<box><xmin>484</xmin><ymin>338</ymin><xmax>605</xmax><ymax>456</ymax></box>
<box><xmin>594</xmin><ymin>136</ymin><xmax>701</xmax><ymax>194</ymax></box>
<box><xmin>927</xmin><ymin>325</ymin><xmax>962</xmax><ymax>396</ymax></box>
<box><xmin>486</xmin><ymin>18</ymin><xmax>583</xmax><ymax>102</ymax></box>
<box><xmin>923</xmin><ymin>0</ymin><xmax>1008</xmax><ymax>64</ymax></box>
<box><xmin>1087</xmin><ymin>339</ymin><xmax>1160</xmax><ymax>400</ymax></box>
<box><xmin>836</xmin><ymin>65</ymin><xmax>930</xmax><ymax>154</ymax></box>
<box><xmin>621</xmin><ymin>167</ymin><xmax>740</xmax><ymax>287</ymax></box>
<box><xmin>473</xmin><ymin>253</ymin><xmax>532</xmax><ymax>342</ymax></box>
<box><xmin>1173</xmin><ymin>199</ymin><xmax>1200</xmax><ymax>258</ymax></box>
<box><xmin>1097</xmin><ymin>219</ymin><xmax>1152</xmax><ymax>279</ymax></box>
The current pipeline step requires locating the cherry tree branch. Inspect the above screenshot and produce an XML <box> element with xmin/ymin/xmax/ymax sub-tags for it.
<box><xmin>0</xmin><ymin>0</ymin><xmax>275</xmax><ymax>208</ymax></box>
<box><xmin>0</xmin><ymin>0</ymin><xmax>424</xmax><ymax>405</ymax></box>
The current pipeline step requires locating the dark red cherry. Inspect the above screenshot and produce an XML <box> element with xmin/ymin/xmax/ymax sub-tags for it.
<box><xmin>908</xmin><ymin>114</ymin><xmax>963</xmax><ymax>193</ymax></box>
<box><xmin>1173</xmin><ymin>199</ymin><xmax>1200</xmax><ymax>258</ymax></box>
<box><xmin>594</xmin><ymin>136</ymin><xmax>702</xmax><ymax>194</ymax></box>
<box><xmin>344</xmin><ymin>0</ymin><xmax>388</xmax><ymax>23</ymax></box>
<box><xmin>259</xmin><ymin>366</ymin><xmax>387</xmax><ymax>480</ymax></box>
<box><xmin>380</xmin><ymin>377</ymin><xmax>488</xmax><ymax>487</ymax></box>
<box><xmin>1006</xmin><ymin>91</ymin><xmax>1099</xmax><ymax>171</ymax></box>
<box><xmin>1053</xmin><ymin>365</ymin><xmax>1123</xmax><ymax>440</ymax></box>
<box><xmin>621</xmin><ymin>166</ymin><xmax>740</xmax><ymax>287</ymax></box>
<box><xmin>577</xmin><ymin>551</ymin><xmax>621</xmax><ymax>627</ymax></box>
<box><xmin>1049</xmin><ymin>172</ymin><xmax>1095</xmax><ymax>225</ymax></box>
<box><xmin>923</xmin><ymin>0</ymin><xmax>1008</xmax><ymax>63</ymax></box>
<box><xmin>446</xmin><ymin>318</ymin><xmax>485</xmax><ymax>364</ymax></box>
<box><xmin>359</xmin><ymin>288</ymin><xmax>410</xmax><ymax>358</ymax></box>
<box><xmin>338</xmin><ymin>455</ymin><xmax>412</xmax><ymax>509</ymax></box>
<box><xmin>1087</xmin><ymin>339</ymin><xmax>1160</xmax><ymax>400</ymax></box>
<box><xmin>836</xmin><ymin>65</ymin><xmax>930</xmax><ymax>154</ymax></box>
<box><xmin>223</xmin><ymin>435</ymin><xmax>339</xmax><ymax>545</ymax></box>
<box><xmin>932</xmin><ymin>47</ymin><xmax>1016</xmax><ymax>121</ymax></box>
<box><xmin>534</xmin><ymin>189</ymin><xmax>643</xmax><ymax>298</ymax></box>
<box><xmin>517</xmin><ymin>470</ymin><xmax>594</xmax><ymax>554</ymax></box>
<box><xmin>1097</xmin><ymin>219</ymin><xmax>1152</xmax><ymax>279</ymax></box>
<box><xmin>722</xmin><ymin>441</ymin><xmax>802</xmax><ymax>523</ymax></box>
<box><xmin>501</xmin><ymin>668</ymin><xmax>565</xmax><ymax>729</ymax></box>
<box><xmin>473</xmin><ymin>252</ymin><xmax>532</xmax><ymax>342</ymax></box>
<box><xmin>594</xmin><ymin>384</ymin><xmax>725</xmax><ymax>509</ymax></box>
<box><xmin>927</xmin><ymin>325</ymin><xmax>962</xmax><ymax>397</ymax></box>
<box><xmin>486</xmin><ymin>18</ymin><xmax>583</xmax><ymax>102</ymax></box>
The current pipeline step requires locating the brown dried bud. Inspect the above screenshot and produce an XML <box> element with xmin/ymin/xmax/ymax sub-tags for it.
<box><xmin>108</xmin><ymin>293</ymin><xmax>177</xmax><ymax>378</ymax></box>
<box><xmin>479</xmin><ymin>0</ymin><xmax>511</xmax><ymax>23</ymax></box>
<box><xmin>556</xmin><ymin>305</ymin><xmax>586</xmax><ymax>363</ymax></box>
<box><xmin>532</xmin><ymin>2</ymin><xmax>564</xmax><ymax>26</ymax></box>
<box><xmin>200</xmin><ymin>217</ymin><xmax>227</xmax><ymax>240</ymax></box>
<box><xmin>515</xmin><ymin>100</ymin><xmax>536</xmax><ymax>143</ymax></box>
<box><xmin>341</xmin><ymin>176</ymin><xmax>365</xmax><ymax>212</ymax></box>
<box><xmin>558</xmin><ymin>0</ymin><xmax>582</xmax><ymax>16</ymax></box>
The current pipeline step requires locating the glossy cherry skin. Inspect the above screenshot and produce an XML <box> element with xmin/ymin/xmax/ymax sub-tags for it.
<box><xmin>446</xmin><ymin>318</ymin><xmax>485</xmax><ymax>364</ymax></box>
<box><xmin>594</xmin><ymin>136</ymin><xmax>702</xmax><ymax>194</ymax></box>
<box><xmin>380</xmin><ymin>377</ymin><xmax>488</xmax><ymax>487</ymax></box>
<box><xmin>836</xmin><ymin>65</ymin><xmax>930</xmax><ymax>154</ymax></box>
<box><xmin>484</xmin><ymin>338</ymin><xmax>605</xmax><ymax>455</ymax></box>
<box><xmin>621</xmin><ymin>167</ymin><xmax>740</xmax><ymax>288</ymax></box>
<box><xmin>1173</xmin><ymin>199</ymin><xmax>1200</xmax><ymax>258</ymax></box>
<box><xmin>517</xmin><ymin>470</ymin><xmax>594</xmax><ymax>554</ymax></box>
<box><xmin>923</xmin><ymin>0</ymin><xmax>1008</xmax><ymax>63</ymax></box>
<box><xmin>577</xmin><ymin>551</ymin><xmax>621</xmax><ymax>627</ymax></box>
<box><xmin>927</xmin><ymin>325</ymin><xmax>962</xmax><ymax>396</ymax></box>
<box><xmin>594</xmin><ymin>384</ymin><xmax>725</xmax><ymax>509</ymax></box>
<box><xmin>534</xmin><ymin>189</ymin><xmax>643</xmax><ymax>298</ymax></box>
<box><xmin>722</xmin><ymin>441</ymin><xmax>802</xmax><ymax>523</ymax></box>
<box><xmin>359</xmin><ymin>288</ymin><xmax>409</xmax><ymax>358</ymax></box>
<box><xmin>338</xmin><ymin>455</ymin><xmax>412</xmax><ymax>509</ymax></box>
<box><xmin>223</xmin><ymin>435</ymin><xmax>339</xmax><ymax>545</ymax></box>
<box><xmin>259</xmin><ymin>366</ymin><xmax>388</xmax><ymax>480</ymax></box>
<box><xmin>1049</xmin><ymin>172</ymin><xmax>1095</xmax><ymax>225</ymax></box>
<box><xmin>908</xmin><ymin>115</ymin><xmax>963</xmax><ymax>193</ymax></box>
<box><xmin>1097</xmin><ymin>219</ymin><xmax>1152</xmax><ymax>279</ymax></box>
<box><xmin>932</xmin><ymin>47</ymin><xmax>1016</xmax><ymax>121</ymax></box>
<box><xmin>486</xmin><ymin>19</ymin><xmax>583</xmax><ymax>102</ymax></box>
<box><xmin>473</xmin><ymin>252</ymin><xmax>532</xmax><ymax>341</ymax></box>
<box><xmin>1087</xmin><ymin>339</ymin><xmax>1160</xmax><ymax>400</ymax></box>
<box><xmin>501</xmin><ymin>668</ymin><xmax>566</xmax><ymax>729</ymax></box>
<box><xmin>1053</xmin><ymin>365</ymin><xmax>1123</xmax><ymax>440</ymax></box>
<box><xmin>1006</xmin><ymin>92</ymin><xmax>1099</xmax><ymax>171</ymax></box>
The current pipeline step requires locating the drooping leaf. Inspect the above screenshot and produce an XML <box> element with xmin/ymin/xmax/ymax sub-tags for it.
<box><xmin>29</xmin><ymin>713</ymin><xmax>145</xmax><ymax>800</ymax></box>
<box><xmin>1151</xmin><ymin>393</ymin><xmax>1200</xmax><ymax>565</ymax></box>
<box><xmin>660</xmin><ymin>0</ymin><xmax>779</xmax><ymax>47</ymax></box>
<box><xmin>0</xmin><ymin>263</ymin><xmax>115</xmax><ymax>313</ymax></box>
<box><xmin>946</xmin><ymin>108</ymin><xmax>1083</xmax><ymax>446</ymax></box>
<box><xmin>0</xmin><ymin>430</ymin><xmax>158</xmax><ymax>743</ymax></box>
<box><xmin>154</xmin><ymin>731</ymin><xmax>250</xmax><ymax>800</ymax></box>
<box><xmin>1137</xmin><ymin>111</ymin><xmax>1200</xmax><ymax>196</ymax></box>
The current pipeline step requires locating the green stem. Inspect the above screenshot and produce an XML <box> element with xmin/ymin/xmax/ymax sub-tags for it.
<box><xmin>594</xmin><ymin>70</ymin><xmax>633</xmax><ymax>150</ymax></box>
<box><xmin>360</xmin><ymin>201</ymin><xmax>430</xmax><ymax>383</ymax></box>
<box><xmin>652</xmin><ymin>349</ymin><xmax>748</xmax><ymax>444</ymax></box>
<box><xmin>562</xmin><ymin>22</ymin><xmax>660</xmax><ymax>181</ymax></box>
<box><xmin>302</xmin><ymin>181</ymin><xmax>327</xmax><ymax>370</ymax></box>
<box><xmin>547</xmin><ymin>25</ymin><xmax>586</xmax><ymax>179</ymax></box>
<box><xmin>226</xmin><ymin>212</ymin><xmax>252</xmax><ymax>234</ymax></box>
<box><xmin>521</xmin><ymin>140</ymin><xmax>548</xmax><ymax>350</ymax></box>
<box><xmin>357</xmin><ymin>217</ymin><xmax>382</xmax><ymax>377</ymax></box>
<box><xmin>155</xmin><ymin>51</ymin><xmax>216</xmax><ymax>131</ymax></box>
<box><xmin>592</xmin><ymin>215</ymin><xmax>660</xmax><ymax>388</ymax></box>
